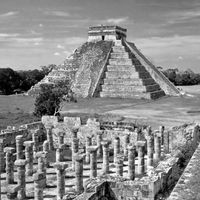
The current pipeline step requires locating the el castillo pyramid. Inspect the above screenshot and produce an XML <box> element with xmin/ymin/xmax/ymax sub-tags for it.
<box><xmin>29</xmin><ymin>25</ymin><xmax>180</xmax><ymax>99</ymax></box>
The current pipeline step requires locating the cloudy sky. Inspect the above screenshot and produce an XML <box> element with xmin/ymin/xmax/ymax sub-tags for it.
<box><xmin>0</xmin><ymin>0</ymin><xmax>200</xmax><ymax>72</ymax></box>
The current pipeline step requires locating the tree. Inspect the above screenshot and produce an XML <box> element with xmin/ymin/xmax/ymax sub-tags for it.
<box><xmin>34</xmin><ymin>79</ymin><xmax>71</xmax><ymax>117</ymax></box>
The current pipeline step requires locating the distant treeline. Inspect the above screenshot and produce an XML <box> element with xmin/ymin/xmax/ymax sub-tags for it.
<box><xmin>159</xmin><ymin>67</ymin><xmax>200</xmax><ymax>86</ymax></box>
<box><xmin>0</xmin><ymin>65</ymin><xmax>55</xmax><ymax>95</ymax></box>
<box><xmin>0</xmin><ymin>65</ymin><xmax>199</xmax><ymax>95</ymax></box>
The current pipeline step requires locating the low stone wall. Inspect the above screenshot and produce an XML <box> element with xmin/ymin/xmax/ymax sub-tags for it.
<box><xmin>168</xmin><ymin>143</ymin><xmax>200</xmax><ymax>200</ymax></box>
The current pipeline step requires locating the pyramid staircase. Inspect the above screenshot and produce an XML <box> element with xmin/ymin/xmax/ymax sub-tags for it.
<box><xmin>100</xmin><ymin>40</ymin><xmax>165</xmax><ymax>99</ymax></box>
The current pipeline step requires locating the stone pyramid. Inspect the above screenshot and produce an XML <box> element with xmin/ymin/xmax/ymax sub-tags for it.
<box><xmin>29</xmin><ymin>25</ymin><xmax>180</xmax><ymax>99</ymax></box>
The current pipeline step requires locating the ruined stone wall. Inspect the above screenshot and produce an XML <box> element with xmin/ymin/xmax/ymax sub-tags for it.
<box><xmin>168</xmin><ymin>143</ymin><xmax>200</xmax><ymax>200</ymax></box>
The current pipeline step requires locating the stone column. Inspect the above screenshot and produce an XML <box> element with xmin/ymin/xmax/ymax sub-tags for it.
<box><xmin>75</xmin><ymin>154</ymin><xmax>85</xmax><ymax>194</ymax></box>
<box><xmin>101</xmin><ymin>140</ymin><xmax>110</xmax><ymax>175</ymax></box>
<box><xmin>96</xmin><ymin>130</ymin><xmax>103</xmax><ymax>159</ymax></box>
<box><xmin>72</xmin><ymin>138</ymin><xmax>79</xmax><ymax>170</ymax></box>
<box><xmin>24</xmin><ymin>141</ymin><xmax>34</xmax><ymax>176</ymax></box>
<box><xmin>154</xmin><ymin>135</ymin><xmax>161</xmax><ymax>162</ymax></box>
<box><xmin>56</xmin><ymin>147</ymin><xmax>63</xmax><ymax>162</ymax></box>
<box><xmin>45</xmin><ymin>124</ymin><xmax>54</xmax><ymax>151</ymax></box>
<box><xmin>87</xmin><ymin>146</ymin><xmax>98</xmax><ymax>178</ymax></box>
<box><xmin>147</xmin><ymin>135</ymin><xmax>154</xmax><ymax>167</ymax></box>
<box><xmin>43</xmin><ymin>140</ymin><xmax>49</xmax><ymax>167</ymax></box>
<box><xmin>0</xmin><ymin>139</ymin><xmax>5</xmax><ymax>173</ymax></box>
<box><xmin>58</xmin><ymin>131</ymin><xmax>65</xmax><ymax>147</ymax></box>
<box><xmin>85</xmin><ymin>136</ymin><xmax>92</xmax><ymax>164</ymax></box>
<box><xmin>4</xmin><ymin>147</ymin><xmax>15</xmax><ymax>184</ymax></box>
<box><xmin>114</xmin><ymin>136</ymin><xmax>120</xmax><ymax>164</ymax></box>
<box><xmin>128</xmin><ymin>145</ymin><xmax>136</xmax><ymax>180</ymax></box>
<box><xmin>36</xmin><ymin>152</ymin><xmax>47</xmax><ymax>186</ymax></box>
<box><xmin>72</xmin><ymin>127</ymin><xmax>79</xmax><ymax>139</ymax></box>
<box><xmin>116</xmin><ymin>155</ymin><xmax>124</xmax><ymax>177</ymax></box>
<box><xmin>15</xmin><ymin>159</ymin><xmax>27</xmax><ymax>200</ymax></box>
<box><xmin>159</xmin><ymin>126</ymin><xmax>165</xmax><ymax>145</ymax></box>
<box><xmin>33</xmin><ymin>171</ymin><xmax>45</xmax><ymax>200</ymax></box>
<box><xmin>123</xmin><ymin>134</ymin><xmax>130</xmax><ymax>159</ymax></box>
<box><xmin>32</xmin><ymin>129</ymin><xmax>39</xmax><ymax>157</ymax></box>
<box><xmin>164</xmin><ymin>131</ymin><xmax>170</xmax><ymax>153</ymax></box>
<box><xmin>16</xmin><ymin>135</ymin><xmax>24</xmax><ymax>160</ymax></box>
<box><xmin>137</xmin><ymin>141</ymin><xmax>145</xmax><ymax>175</ymax></box>
<box><xmin>54</xmin><ymin>162</ymin><xmax>68</xmax><ymax>200</ymax></box>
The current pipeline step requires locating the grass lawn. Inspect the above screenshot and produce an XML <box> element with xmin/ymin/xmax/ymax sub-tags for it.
<box><xmin>0</xmin><ymin>85</ymin><xmax>200</xmax><ymax>130</ymax></box>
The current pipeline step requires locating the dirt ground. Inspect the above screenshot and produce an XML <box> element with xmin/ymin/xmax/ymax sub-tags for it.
<box><xmin>0</xmin><ymin>85</ymin><xmax>200</xmax><ymax>129</ymax></box>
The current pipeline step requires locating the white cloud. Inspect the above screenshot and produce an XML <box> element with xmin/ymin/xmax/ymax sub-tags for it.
<box><xmin>39</xmin><ymin>24</ymin><xmax>43</xmax><ymax>27</ymax></box>
<box><xmin>178</xmin><ymin>56</ymin><xmax>183</xmax><ymax>60</ymax></box>
<box><xmin>57</xmin><ymin>44</ymin><xmax>65</xmax><ymax>49</ymax></box>
<box><xmin>63</xmin><ymin>37</ymin><xmax>85</xmax><ymax>45</ymax></box>
<box><xmin>0</xmin><ymin>11</ymin><xmax>18</xmax><ymax>17</ymax></box>
<box><xmin>0</xmin><ymin>33</ymin><xmax>20</xmax><ymax>38</ymax></box>
<box><xmin>105</xmin><ymin>17</ymin><xmax>129</xmax><ymax>25</ymax></box>
<box><xmin>44</xmin><ymin>11</ymin><xmax>70</xmax><ymax>17</ymax></box>
<box><xmin>54</xmin><ymin>52</ymin><xmax>61</xmax><ymax>56</ymax></box>
<box><xmin>34</xmin><ymin>42</ymin><xmax>41</xmax><ymax>46</ymax></box>
<box><xmin>166</xmin><ymin>9</ymin><xmax>200</xmax><ymax>24</ymax></box>
<box><xmin>13</xmin><ymin>37</ymin><xmax>43</xmax><ymax>43</ymax></box>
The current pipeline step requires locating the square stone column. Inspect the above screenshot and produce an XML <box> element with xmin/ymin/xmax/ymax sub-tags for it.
<box><xmin>87</xmin><ymin>146</ymin><xmax>98</xmax><ymax>178</ymax></box>
<box><xmin>36</xmin><ymin>151</ymin><xmax>47</xmax><ymax>186</ymax></box>
<box><xmin>71</xmin><ymin>127</ymin><xmax>79</xmax><ymax>139</ymax></box>
<box><xmin>44</xmin><ymin>124</ymin><xmax>54</xmax><ymax>151</ymax></box>
<box><xmin>16</xmin><ymin>135</ymin><xmax>24</xmax><ymax>160</ymax></box>
<box><xmin>116</xmin><ymin>154</ymin><xmax>124</xmax><ymax>177</ymax></box>
<box><xmin>159</xmin><ymin>126</ymin><xmax>165</xmax><ymax>145</ymax></box>
<box><xmin>4</xmin><ymin>147</ymin><xmax>15</xmax><ymax>184</ymax></box>
<box><xmin>128</xmin><ymin>144</ymin><xmax>136</xmax><ymax>180</ymax></box>
<box><xmin>164</xmin><ymin>131</ymin><xmax>170</xmax><ymax>153</ymax></box>
<box><xmin>147</xmin><ymin>135</ymin><xmax>154</xmax><ymax>167</ymax></box>
<box><xmin>24</xmin><ymin>141</ymin><xmax>34</xmax><ymax>176</ymax></box>
<box><xmin>85</xmin><ymin>135</ymin><xmax>93</xmax><ymax>164</ymax></box>
<box><xmin>31</xmin><ymin>129</ymin><xmax>40</xmax><ymax>157</ymax></box>
<box><xmin>96</xmin><ymin>130</ymin><xmax>103</xmax><ymax>159</ymax></box>
<box><xmin>14</xmin><ymin>159</ymin><xmax>27</xmax><ymax>200</ymax></box>
<box><xmin>154</xmin><ymin>134</ymin><xmax>161</xmax><ymax>162</ymax></box>
<box><xmin>54</xmin><ymin>162</ymin><xmax>68</xmax><ymax>200</ymax></box>
<box><xmin>72</xmin><ymin>138</ymin><xmax>79</xmax><ymax>170</ymax></box>
<box><xmin>114</xmin><ymin>136</ymin><xmax>120</xmax><ymax>164</ymax></box>
<box><xmin>33</xmin><ymin>171</ymin><xmax>45</xmax><ymax>200</ymax></box>
<box><xmin>75</xmin><ymin>154</ymin><xmax>86</xmax><ymax>194</ymax></box>
<box><xmin>57</xmin><ymin>131</ymin><xmax>65</xmax><ymax>147</ymax></box>
<box><xmin>137</xmin><ymin>141</ymin><xmax>146</xmax><ymax>175</ymax></box>
<box><xmin>123</xmin><ymin>134</ymin><xmax>130</xmax><ymax>160</ymax></box>
<box><xmin>101</xmin><ymin>140</ymin><xmax>111</xmax><ymax>175</ymax></box>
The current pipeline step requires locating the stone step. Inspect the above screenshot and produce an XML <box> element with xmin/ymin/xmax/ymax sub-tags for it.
<box><xmin>105</xmin><ymin>71</ymin><xmax>151</xmax><ymax>79</ymax></box>
<box><xmin>112</xmin><ymin>46</ymin><xmax>126</xmax><ymax>53</ymax></box>
<box><xmin>100</xmin><ymin>90</ymin><xmax>165</xmax><ymax>99</ymax></box>
<box><xmin>104</xmin><ymin>78</ymin><xmax>156</xmax><ymax>86</ymax></box>
<box><xmin>109</xmin><ymin>58</ymin><xmax>133</xmax><ymax>65</ymax></box>
<box><xmin>107</xmin><ymin>65</ymin><xmax>147</xmax><ymax>72</ymax></box>
<box><xmin>110</xmin><ymin>52</ymin><xmax>130</xmax><ymax>59</ymax></box>
<box><xmin>102</xmin><ymin>84</ymin><xmax>160</xmax><ymax>93</ymax></box>
<box><xmin>114</xmin><ymin>40</ymin><xmax>123</xmax><ymax>46</ymax></box>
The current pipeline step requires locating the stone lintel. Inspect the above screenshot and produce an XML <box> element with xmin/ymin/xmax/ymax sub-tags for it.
<box><xmin>4</xmin><ymin>147</ymin><xmax>15</xmax><ymax>154</ymax></box>
<box><xmin>15</xmin><ymin>159</ymin><xmax>27</xmax><ymax>166</ymax></box>
<box><xmin>36</xmin><ymin>151</ymin><xmax>46</xmax><ymax>158</ymax></box>
<box><xmin>23</xmin><ymin>141</ymin><xmax>34</xmax><ymax>147</ymax></box>
<box><xmin>33</xmin><ymin>171</ymin><xmax>45</xmax><ymax>181</ymax></box>
<box><xmin>75</xmin><ymin>154</ymin><xmax>86</xmax><ymax>161</ymax></box>
<box><xmin>101</xmin><ymin>140</ymin><xmax>111</xmax><ymax>146</ymax></box>
<box><xmin>54</xmin><ymin>162</ymin><xmax>68</xmax><ymax>170</ymax></box>
<box><xmin>136</xmin><ymin>141</ymin><xmax>146</xmax><ymax>147</ymax></box>
<box><xmin>16</xmin><ymin>135</ymin><xmax>23</xmax><ymax>140</ymax></box>
<box><xmin>87</xmin><ymin>146</ymin><xmax>98</xmax><ymax>152</ymax></box>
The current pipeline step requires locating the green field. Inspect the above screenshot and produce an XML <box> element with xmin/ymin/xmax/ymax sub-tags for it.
<box><xmin>0</xmin><ymin>85</ymin><xmax>200</xmax><ymax>130</ymax></box>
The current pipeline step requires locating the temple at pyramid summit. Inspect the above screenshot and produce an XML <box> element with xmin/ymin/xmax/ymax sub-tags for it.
<box><xmin>29</xmin><ymin>25</ymin><xmax>180</xmax><ymax>99</ymax></box>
